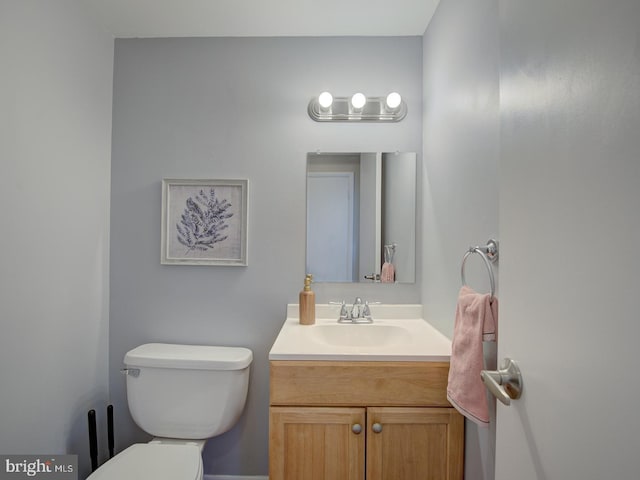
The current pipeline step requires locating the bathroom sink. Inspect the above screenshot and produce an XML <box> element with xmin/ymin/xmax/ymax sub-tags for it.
<box><xmin>268</xmin><ymin>304</ymin><xmax>453</xmax><ymax>361</ymax></box>
<box><xmin>311</xmin><ymin>324</ymin><xmax>412</xmax><ymax>348</ymax></box>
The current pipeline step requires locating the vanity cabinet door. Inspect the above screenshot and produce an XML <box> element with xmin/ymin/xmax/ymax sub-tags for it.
<box><xmin>270</xmin><ymin>406</ymin><xmax>366</xmax><ymax>480</ymax></box>
<box><xmin>366</xmin><ymin>407</ymin><xmax>464</xmax><ymax>480</ymax></box>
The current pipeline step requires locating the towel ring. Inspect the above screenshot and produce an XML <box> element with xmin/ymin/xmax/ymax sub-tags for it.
<box><xmin>461</xmin><ymin>239</ymin><xmax>498</xmax><ymax>301</ymax></box>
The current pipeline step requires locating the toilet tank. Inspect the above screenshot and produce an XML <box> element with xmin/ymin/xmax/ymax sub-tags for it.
<box><xmin>123</xmin><ymin>343</ymin><xmax>252</xmax><ymax>440</ymax></box>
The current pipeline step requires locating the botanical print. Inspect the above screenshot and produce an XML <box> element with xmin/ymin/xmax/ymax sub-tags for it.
<box><xmin>162</xmin><ymin>179</ymin><xmax>247</xmax><ymax>265</ymax></box>
<box><xmin>176</xmin><ymin>188</ymin><xmax>233</xmax><ymax>254</ymax></box>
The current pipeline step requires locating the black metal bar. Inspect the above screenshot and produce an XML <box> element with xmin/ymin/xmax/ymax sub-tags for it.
<box><xmin>107</xmin><ymin>404</ymin><xmax>114</xmax><ymax>459</ymax></box>
<box><xmin>88</xmin><ymin>409</ymin><xmax>98</xmax><ymax>472</ymax></box>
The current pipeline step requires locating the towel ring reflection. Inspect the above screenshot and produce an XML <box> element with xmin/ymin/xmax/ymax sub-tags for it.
<box><xmin>461</xmin><ymin>239</ymin><xmax>499</xmax><ymax>301</ymax></box>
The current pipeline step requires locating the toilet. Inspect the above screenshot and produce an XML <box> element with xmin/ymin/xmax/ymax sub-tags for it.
<box><xmin>88</xmin><ymin>343</ymin><xmax>253</xmax><ymax>480</ymax></box>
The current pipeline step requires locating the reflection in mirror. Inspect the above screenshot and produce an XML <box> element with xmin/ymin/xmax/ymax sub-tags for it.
<box><xmin>306</xmin><ymin>152</ymin><xmax>416</xmax><ymax>284</ymax></box>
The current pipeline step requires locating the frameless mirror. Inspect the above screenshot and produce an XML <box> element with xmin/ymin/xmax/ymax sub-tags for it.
<box><xmin>306</xmin><ymin>152</ymin><xmax>416</xmax><ymax>283</ymax></box>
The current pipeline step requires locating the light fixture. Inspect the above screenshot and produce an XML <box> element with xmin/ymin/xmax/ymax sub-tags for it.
<box><xmin>385</xmin><ymin>92</ymin><xmax>402</xmax><ymax>110</ymax></box>
<box><xmin>308</xmin><ymin>91</ymin><xmax>407</xmax><ymax>122</ymax></box>
<box><xmin>350</xmin><ymin>92</ymin><xmax>367</xmax><ymax>110</ymax></box>
<box><xmin>318</xmin><ymin>91</ymin><xmax>333</xmax><ymax>109</ymax></box>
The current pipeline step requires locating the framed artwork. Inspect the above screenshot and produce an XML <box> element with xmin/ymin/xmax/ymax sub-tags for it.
<box><xmin>161</xmin><ymin>178</ymin><xmax>248</xmax><ymax>266</ymax></box>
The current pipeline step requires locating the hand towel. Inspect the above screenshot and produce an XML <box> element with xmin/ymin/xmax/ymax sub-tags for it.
<box><xmin>447</xmin><ymin>285</ymin><xmax>498</xmax><ymax>427</ymax></box>
<box><xmin>380</xmin><ymin>262</ymin><xmax>395</xmax><ymax>283</ymax></box>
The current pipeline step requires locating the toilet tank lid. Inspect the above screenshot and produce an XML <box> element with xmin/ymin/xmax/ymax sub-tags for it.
<box><xmin>124</xmin><ymin>343</ymin><xmax>253</xmax><ymax>370</ymax></box>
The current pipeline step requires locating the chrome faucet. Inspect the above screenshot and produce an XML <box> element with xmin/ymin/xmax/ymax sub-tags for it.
<box><xmin>335</xmin><ymin>297</ymin><xmax>374</xmax><ymax>323</ymax></box>
<box><xmin>351</xmin><ymin>297</ymin><xmax>364</xmax><ymax>319</ymax></box>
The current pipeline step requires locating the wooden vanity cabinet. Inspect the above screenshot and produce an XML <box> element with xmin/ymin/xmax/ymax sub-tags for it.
<box><xmin>270</xmin><ymin>406</ymin><xmax>366</xmax><ymax>480</ymax></box>
<box><xmin>366</xmin><ymin>406</ymin><xmax>463</xmax><ymax>480</ymax></box>
<box><xmin>269</xmin><ymin>360</ymin><xmax>464</xmax><ymax>480</ymax></box>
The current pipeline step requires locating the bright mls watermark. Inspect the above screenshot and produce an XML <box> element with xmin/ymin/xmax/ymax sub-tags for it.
<box><xmin>1</xmin><ymin>456</ymin><xmax>77</xmax><ymax>479</ymax></box>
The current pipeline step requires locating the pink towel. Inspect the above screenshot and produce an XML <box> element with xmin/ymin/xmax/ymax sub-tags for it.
<box><xmin>447</xmin><ymin>285</ymin><xmax>498</xmax><ymax>427</ymax></box>
<box><xmin>380</xmin><ymin>262</ymin><xmax>395</xmax><ymax>283</ymax></box>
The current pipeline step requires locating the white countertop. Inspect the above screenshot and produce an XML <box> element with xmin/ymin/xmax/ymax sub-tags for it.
<box><xmin>268</xmin><ymin>304</ymin><xmax>452</xmax><ymax>362</ymax></box>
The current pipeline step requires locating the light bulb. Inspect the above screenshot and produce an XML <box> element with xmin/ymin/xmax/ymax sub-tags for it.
<box><xmin>318</xmin><ymin>91</ymin><xmax>333</xmax><ymax>109</ymax></box>
<box><xmin>386</xmin><ymin>92</ymin><xmax>402</xmax><ymax>110</ymax></box>
<box><xmin>351</xmin><ymin>92</ymin><xmax>367</xmax><ymax>110</ymax></box>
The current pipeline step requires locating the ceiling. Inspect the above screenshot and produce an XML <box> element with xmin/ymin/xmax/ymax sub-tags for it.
<box><xmin>86</xmin><ymin>0</ymin><xmax>440</xmax><ymax>38</ymax></box>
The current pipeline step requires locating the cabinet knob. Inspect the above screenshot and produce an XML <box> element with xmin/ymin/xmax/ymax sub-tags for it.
<box><xmin>351</xmin><ymin>423</ymin><xmax>362</xmax><ymax>434</ymax></box>
<box><xmin>372</xmin><ymin>423</ymin><xmax>383</xmax><ymax>433</ymax></box>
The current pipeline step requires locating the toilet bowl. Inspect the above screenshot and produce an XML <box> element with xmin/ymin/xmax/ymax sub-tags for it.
<box><xmin>88</xmin><ymin>343</ymin><xmax>252</xmax><ymax>480</ymax></box>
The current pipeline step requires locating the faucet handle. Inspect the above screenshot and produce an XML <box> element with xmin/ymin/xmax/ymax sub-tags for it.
<box><xmin>330</xmin><ymin>301</ymin><xmax>349</xmax><ymax>320</ymax></box>
<box><xmin>362</xmin><ymin>301</ymin><xmax>380</xmax><ymax>322</ymax></box>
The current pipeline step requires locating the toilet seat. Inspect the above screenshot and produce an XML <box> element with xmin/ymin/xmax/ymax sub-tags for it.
<box><xmin>87</xmin><ymin>443</ymin><xmax>203</xmax><ymax>480</ymax></box>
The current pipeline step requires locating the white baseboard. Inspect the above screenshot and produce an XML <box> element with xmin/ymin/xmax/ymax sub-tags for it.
<box><xmin>204</xmin><ymin>476</ymin><xmax>268</xmax><ymax>480</ymax></box>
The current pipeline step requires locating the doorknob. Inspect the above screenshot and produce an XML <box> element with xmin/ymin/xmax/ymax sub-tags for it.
<box><xmin>481</xmin><ymin>358</ymin><xmax>523</xmax><ymax>405</ymax></box>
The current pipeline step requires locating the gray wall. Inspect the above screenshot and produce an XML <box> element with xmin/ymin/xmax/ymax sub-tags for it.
<box><xmin>0</xmin><ymin>1</ymin><xmax>113</xmax><ymax>478</ymax></box>
<box><xmin>421</xmin><ymin>1</ymin><xmax>500</xmax><ymax>479</ymax></box>
<box><xmin>110</xmin><ymin>36</ymin><xmax>423</xmax><ymax>475</ymax></box>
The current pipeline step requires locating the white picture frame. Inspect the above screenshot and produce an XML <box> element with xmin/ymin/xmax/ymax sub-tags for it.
<box><xmin>161</xmin><ymin>178</ymin><xmax>248</xmax><ymax>266</ymax></box>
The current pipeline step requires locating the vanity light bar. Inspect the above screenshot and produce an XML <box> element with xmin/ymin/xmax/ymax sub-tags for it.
<box><xmin>308</xmin><ymin>92</ymin><xmax>407</xmax><ymax>122</ymax></box>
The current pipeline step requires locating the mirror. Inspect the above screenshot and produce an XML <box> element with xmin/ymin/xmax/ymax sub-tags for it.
<box><xmin>306</xmin><ymin>152</ymin><xmax>416</xmax><ymax>283</ymax></box>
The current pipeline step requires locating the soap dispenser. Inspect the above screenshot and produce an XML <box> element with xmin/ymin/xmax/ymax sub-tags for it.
<box><xmin>299</xmin><ymin>274</ymin><xmax>316</xmax><ymax>325</ymax></box>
